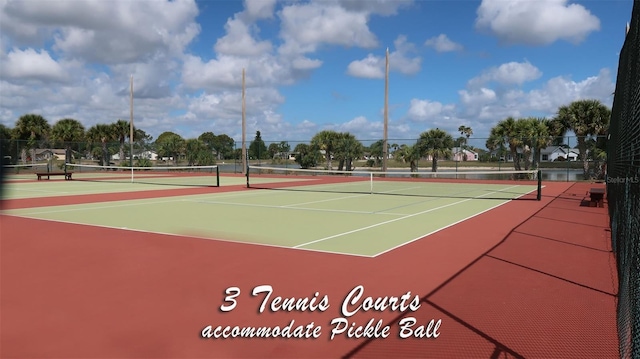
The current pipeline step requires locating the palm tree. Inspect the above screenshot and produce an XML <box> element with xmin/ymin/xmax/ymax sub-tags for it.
<box><xmin>51</xmin><ymin>118</ymin><xmax>85</xmax><ymax>164</ymax></box>
<box><xmin>311</xmin><ymin>130</ymin><xmax>340</xmax><ymax>170</ymax></box>
<box><xmin>489</xmin><ymin>117</ymin><xmax>523</xmax><ymax>170</ymax></box>
<box><xmin>417</xmin><ymin>128</ymin><xmax>454</xmax><ymax>172</ymax></box>
<box><xmin>13</xmin><ymin>114</ymin><xmax>50</xmax><ymax>164</ymax></box>
<box><xmin>111</xmin><ymin>119</ymin><xmax>132</xmax><ymax>164</ymax></box>
<box><xmin>555</xmin><ymin>99</ymin><xmax>611</xmax><ymax>179</ymax></box>
<box><xmin>394</xmin><ymin>144</ymin><xmax>420</xmax><ymax>172</ymax></box>
<box><xmin>334</xmin><ymin>132</ymin><xmax>363</xmax><ymax>171</ymax></box>
<box><xmin>156</xmin><ymin>132</ymin><xmax>185</xmax><ymax>165</ymax></box>
<box><xmin>87</xmin><ymin>124</ymin><xmax>114</xmax><ymax>166</ymax></box>
<box><xmin>457</xmin><ymin>125</ymin><xmax>473</xmax><ymax>161</ymax></box>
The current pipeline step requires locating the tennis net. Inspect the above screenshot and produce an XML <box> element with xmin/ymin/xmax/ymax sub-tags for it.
<box><xmin>247</xmin><ymin>166</ymin><xmax>542</xmax><ymax>201</ymax></box>
<box><xmin>65</xmin><ymin>163</ymin><xmax>220</xmax><ymax>187</ymax></box>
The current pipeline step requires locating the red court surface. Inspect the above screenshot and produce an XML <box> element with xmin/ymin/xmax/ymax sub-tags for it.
<box><xmin>0</xmin><ymin>181</ymin><xmax>619</xmax><ymax>358</ymax></box>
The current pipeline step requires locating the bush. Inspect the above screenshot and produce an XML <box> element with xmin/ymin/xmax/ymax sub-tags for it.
<box><xmin>136</xmin><ymin>158</ymin><xmax>152</xmax><ymax>167</ymax></box>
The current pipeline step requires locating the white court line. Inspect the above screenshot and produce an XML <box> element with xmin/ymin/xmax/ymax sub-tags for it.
<box><xmin>185</xmin><ymin>199</ymin><xmax>405</xmax><ymax>216</ymax></box>
<box><xmin>0</xmin><ymin>214</ymin><xmax>373</xmax><ymax>258</ymax></box>
<box><xmin>9</xmin><ymin>198</ymin><xmax>188</xmax><ymax>215</ymax></box>
<box><xmin>372</xmin><ymin>186</ymin><xmax>539</xmax><ymax>257</ymax></box>
<box><xmin>293</xmin><ymin>185</ymin><xmax>520</xmax><ymax>249</ymax></box>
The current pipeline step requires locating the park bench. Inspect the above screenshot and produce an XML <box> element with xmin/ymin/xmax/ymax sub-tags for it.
<box><xmin>588</xmin><ymin>187</ymin><xmax>605</xmax><ymax>207</ymax></box>
<box><xmin>36</xmin><ymin>172</ymin><xmax>73</xmax><ymax>181</ymax></box>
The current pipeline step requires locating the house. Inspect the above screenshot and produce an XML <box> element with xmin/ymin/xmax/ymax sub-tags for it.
<box><xmin>451</xmin><ymin>147</ymin><xmax>478</xmax><ymax>161</ymax></box>
<box><xmin>34</xmin><ymin>149</ymin><xmax>66</xmax><ymax>161</ymax></box>
<box><xmin>273</xmin><ymin>151</ymin><xmax>297</xmax><ymax>160</ymax></box>
<box><xmin>113</xmin><ymin>150</ymin><xmax>159</xmax><ymax>161</ymax></box>
<box><xmin>539</xmin><ymin>146</ymin><xmax>580</xmax><ymax>162</ymax></box>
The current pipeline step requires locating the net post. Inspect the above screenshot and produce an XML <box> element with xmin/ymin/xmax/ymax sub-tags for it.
<box><xmin>216</xmin><ymin>166</ymin><xmax>220</xmax><ymax>187</ymax></box>
<box><xmin>537</xmin><ymin>170</ymin><xmax>542</xmax><ymax>201</ymax></box>
<box><xmin>370</xmin><ymin>172</ymin><xmax>373</xmax><ymax>194</ymax></box>
<box><xmin>246</xmin><ymin>165</ymin><xmax>250</xmax><ymax>188</ymax></box>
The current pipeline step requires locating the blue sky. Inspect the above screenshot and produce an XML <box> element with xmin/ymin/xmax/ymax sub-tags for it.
<box><xmin>0</xmin><ymin>0</ymin><xmax>632</xmax><ymax>148</ymax></box>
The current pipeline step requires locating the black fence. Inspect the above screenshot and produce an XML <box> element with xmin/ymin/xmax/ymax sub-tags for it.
<box><xmin>607</xmin><ymin>1</ymin><xmax>640</xmax><ymax>358</ymax></box>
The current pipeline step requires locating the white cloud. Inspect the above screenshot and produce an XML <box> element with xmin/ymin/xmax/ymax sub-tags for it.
<box><xmin>214</xmin><ymin>17</ymin><xmax>272</xmax><ymax>56</ymax></box>
<box><xmin>407</xmin><ymin>99</ymin><xmax>456</xmax><ymax>122</ymax></box>
<box><xmin>453</xmin><ymin>68</ymin><xmax>615</xmax><ymax>135</ymax></box>
<box><xmin>278</xmin><ymin>2</ymin><xmax>378</xmax><ymax>57</ymax></box>
<box><xmin>468</xmin><ymin>61</ymin><xmax>543</xmax><ymax>88</ymax></box>
<box><xmin>182</xmin><ymin>54</ymin><xmax>295</xmax><ymax>90</ymax></box>
<box><xmin>1</xmin><ymin>48</ymin><xmax>68</xmax><ymax>82</ymax></box>
<box><xmin>347</xmin><ymin>35</ymin><xmax>421</xmax><ymax>79</ymax></box>
<box><xmin>244</xmin><ymin>0</ymin><xmax>278</xmax><ymax>20</ymax></box>
<box><xmin>424</xmin><ymin>34</ymin><xmax>463</xmax><ymax>53</ymax></box>
<box><xmin>347</xmin><ymin>54</ymin><xmax>385</xmax><ymax>79</ymax></box>
<box><xmin>2</xmin><ymin>0</ymin><xmax>200</xmax><ymax>64</ymax></box>
<box><xmin>476</xmin><ymin>0</ymin><xmax>600</xmax><ymax>45</ymax></box>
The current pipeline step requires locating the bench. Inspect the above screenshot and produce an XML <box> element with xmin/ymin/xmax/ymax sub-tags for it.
<box><xmin>36</xmin><ymin>172</ymin><xmax>73</xmax><ymax>181</ymax></box>
<box><xmin>588</xmin><ymin>187</ymin><xmax>605</xmax><ymax>207</ymax></box>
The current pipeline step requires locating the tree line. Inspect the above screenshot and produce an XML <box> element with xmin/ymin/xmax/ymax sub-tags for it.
<box><xmin>0</xmin><ymin>115</ymin><xmax>237</xmax><ymax>166</ymax></box>
<box><xmin>0</xmin><ymin>99</ymin><xmax>610</xmax><ymax>179</ymax></box>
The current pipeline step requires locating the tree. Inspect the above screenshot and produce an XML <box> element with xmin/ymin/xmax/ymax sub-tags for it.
<box><xmin>294</xmin><ymin>143</ymin><xmax>320</xmax><ymax>169</ymax></box>
<box><xmin>13</xmin><ymin>114</ymin><xmax>50</xmax><ymax>163</ymax></box>
<box><xmin>488</xmin><ymin>117</ymin><xmax>523</xmax><ymax>170</ymax></box>
<box><xmin>185</xmin><ymin>138</ymin><xmax>215</xmax><ymax>166</ymax></box>
<box><xmin>51</xmin><ymin>118</ymin><xmax>85</xmax><ymax>164</ymax></box>
<box><xmin>248</xmin><ymin>131</ymin><xmax>268</xmax><ymax>160</ymax></box>
<box><xmin>156</xmin><ymin>132</ymin><xmax>185</xmax><ymax>164</ymax></box>
<box><xmin>87</xmin><ymin>124</ymin><xmax>114</xmax><ymax>166</ymax></box>
<box><xmin>417</xmin><ymin>128</ymin><xmax>454</xmax><ymax>172</ymax></box>
<box><xmin>215</xmin><ymin>134</ymin><xmax>235</xmax><ymax>160</ymax></box>
<box><xmin>334</xmin><ymin>133</ymin><xmax>363</xmax><ymax>171</ymax></box>
<box><xmin>394</xmin><ymin>144</ymin><xmax>420</xmax><ymax>172</ymax></box>
<box><xmin>0</xmin><ymin>124</ymin><xmax>13</xmax><ymax>164</ymax></box>
<box><xmin>133</xmin><ymin>129</ymin><xmax>154</xmax><ymax>158</ymax></box>
<box><xmin>111</xmin><ymin>119</ymin><xmax>132</xmax><ymax>164</ymax></box>
<box><xmin>368</xmin><ymin>140</ymin><xmax>386</xmax><ymax>167</ymax></box>
<box><xmin>311</xmin><ymin>130</ymin><xmax>340</xmax><ymax>170</ymax></box>
<box><xmin>555</xmin><ymin>99</ymin><xmax>611</xmax><ymax>179</ymax></box>
<box><xmin>458</xmin><ymin>125</ymin><xmax>473</xmax><ymax>161</ymax></box>
<box><xmin>267</xmin><ymin>142</ymin><xmax>280</xmax><ymax>159</ymax></box>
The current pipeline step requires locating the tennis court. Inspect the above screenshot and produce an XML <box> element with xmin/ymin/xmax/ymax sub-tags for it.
<box><xmin>1</xmin><ymin>165</ymin><xmax>541</xmax><ymax>257</ymax></box>
<box><xmin>0</xmin><ymin>164</ymin><xmax>618</xmax><ymax>359</ymax></box>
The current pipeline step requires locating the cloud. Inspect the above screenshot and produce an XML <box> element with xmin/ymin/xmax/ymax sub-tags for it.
<box><xmin>424</xmin><ymin>34</ymin><xmax>463</xmax><ymax>53</ymax></box>
<box><xmin>407</xmin><ymin>99</ymin><xmax>456</xmax><ymax>122</ymax></box>
<box><xmin>347</xmin><ymin>35</ymin><xmax>421</xmax><ymax>79</ymax></box>
<box><xmin>453</xmin><ymin>68</ymin><xmax>614</xmax><ymax>134</ymax></box>
<box><xmin>337</xmin><ymin>0</ymin><xmax>414</xmax><ymax>16</ymax></box>
<box><xmin>214</xmin><ymin>16</ymin><xmax>273</xmax><ymax>56</ymax></box>
<box><xmin>244</xmin><ymin>0</ymin><xmax>278</xmax><ymax>20</ymax></box>
<box><xmin>1</xmin><ymin>48</ymin><xmax>69</xmax><ymax>82</ymax></box>
<box><xmin>347</xmin><ymin>54</ymin><xmax>384</xmax><ymax>79</ymax></box>
<box><xmin>278</xmin><ymin>2</ymin><xmax>378</xmax><ymax>57</ymax></box>
<box><xmin>2</xmin><ymin>0</ymin><xmax>200</xmax><ymax>64</ymax></box>
<box><xmin>467</xmin><ymin>61</ymin><xmax>543</xmax><ymax>88</ymax></box>
<box><xmin>475</xmin><ymin>0</ymin><xmax>600</xmax><ymax>45</ymax></box>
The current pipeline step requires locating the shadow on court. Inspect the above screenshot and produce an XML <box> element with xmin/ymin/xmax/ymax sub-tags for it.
<box><xmin>343</xmin><ymin>182</ymin><xmax>618</xmax><ymax>359</ymax></box>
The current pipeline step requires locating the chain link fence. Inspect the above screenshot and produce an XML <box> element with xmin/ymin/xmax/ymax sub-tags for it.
<box><xmin>607</xmin><ymin>1</ymin><xmax>640</xmax><ymax>357</ymax></box>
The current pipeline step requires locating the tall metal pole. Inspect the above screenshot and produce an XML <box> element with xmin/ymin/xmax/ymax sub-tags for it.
<box><xmin>130</xmin><ymin>75</ymin><xmax>134</xmax><ymax>181</ymax></box>
<box><xmin>383</xmin><ymin>47</ymin><xmax>389</xmax><ymax>173</ymax></box>
<box><xmin>242</xmin><ymin>68</ymin><xmax>247</xmax><ymax>177</ymax></box>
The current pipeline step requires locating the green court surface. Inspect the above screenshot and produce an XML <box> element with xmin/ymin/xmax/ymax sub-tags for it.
<box><xmin>2</xmin><ymin>177</ymin><xmax>539</xmax><ymax>257</ymax></box>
